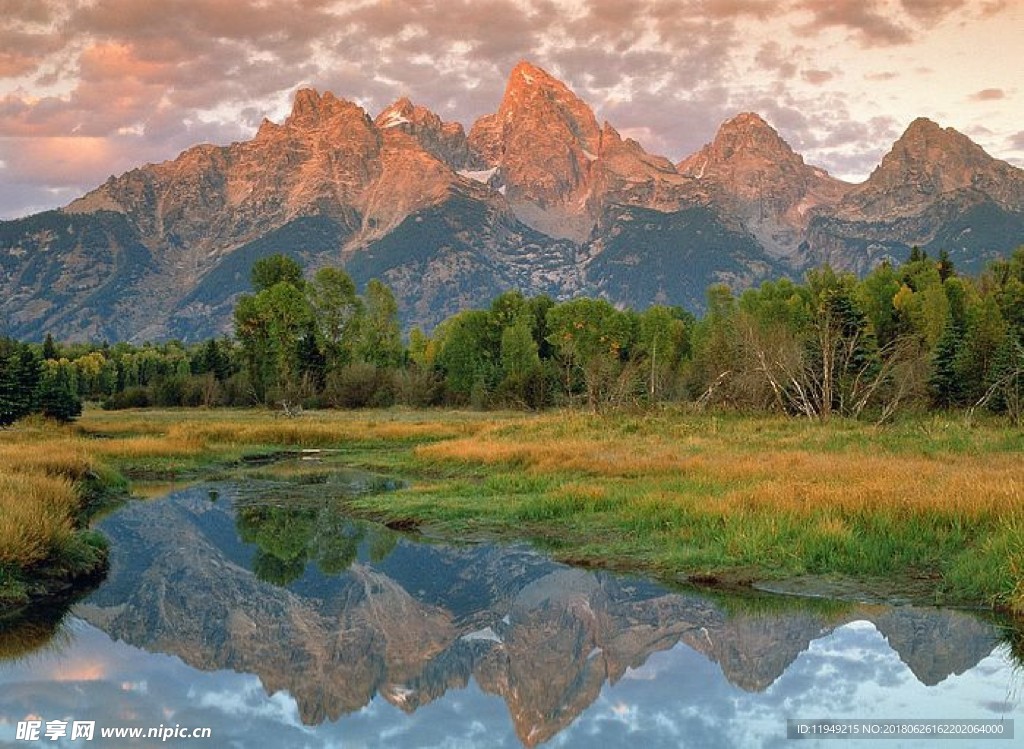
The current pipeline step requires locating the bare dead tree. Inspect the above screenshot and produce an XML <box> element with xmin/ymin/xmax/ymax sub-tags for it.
<box><xmin>737</xmin><ymin>308</ymin><xmax>922</xmax><ymax>421</ymax></box>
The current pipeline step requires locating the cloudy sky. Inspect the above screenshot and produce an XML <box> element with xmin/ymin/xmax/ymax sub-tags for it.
<box><xmin>0</xmin><ymin>0</ymin><xmax>1021</xmax><ymax>219</ymax></box>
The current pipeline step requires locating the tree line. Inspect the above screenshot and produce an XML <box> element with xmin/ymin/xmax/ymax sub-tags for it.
<box><xmin>0</xmin><ymin>336</ymin><xmax>82</xmax><ymax>426</ymax></box>
<box><xmin>3</xmin><ymin>247</ymin><xmax>1022</xmax><ymax>423</ymax></box>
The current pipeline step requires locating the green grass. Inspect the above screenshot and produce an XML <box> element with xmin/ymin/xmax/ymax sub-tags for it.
<box><xmin>342</xmin><ymin>408</ymin><xmax>1024</xmax><ymax>615</ymax></box>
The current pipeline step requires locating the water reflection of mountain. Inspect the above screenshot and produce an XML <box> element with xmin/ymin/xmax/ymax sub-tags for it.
<box><xmin>75</xmin><ymin>485</ymin><xmax>1003</xmax><ymax>747</ymax></box>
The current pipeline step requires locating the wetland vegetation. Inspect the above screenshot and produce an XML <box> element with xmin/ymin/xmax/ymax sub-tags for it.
<box><xmin>2</xmin><ymin>407</ymin><xmax>1021</xmax><ymax>618</ymax></box>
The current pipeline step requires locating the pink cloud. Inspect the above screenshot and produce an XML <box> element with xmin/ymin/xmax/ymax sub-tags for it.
<box><xmin>802</xmin><ymin>69</ymin><xmax>834</xmax><ymax>85</ymax></box>
<box><xmin>796</xmin><ymin>0</ymin><xmax>912</xmax><ymax>46</ymax></box>
<box><xmin>969</xmin><ymin>88</ymin><xmax>1005</xmax><ymax>101</ymax></box>
<box><xmin>0</xmin><ymin>136</ymin><xmax>120</xmax><ymax>185</ymax></box>
<box><xmin>900</xmin><ymin>0</ymin><xmax>966</xmax><ymax>23</ymax></box>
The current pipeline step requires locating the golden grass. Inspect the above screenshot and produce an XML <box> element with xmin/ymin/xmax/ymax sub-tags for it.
<box><xmin>77</xmin><ymin>408</ymin><xmax>495</xmax><ymax>449</ymax></box>
<box><xmin>0</xmin><ymin>431</ymin><xmax>95</xmax><ymax>574</ymax></box>
<box><xmin>193</xmin><ymin>416</ymin><xmax>487</xmax><ymax>445</ymax></box>
<box><xmin>417</xmin><ymin>421</ymin><xmax>1023</xmax><ymax>524</ymax></box>
<box><xmin>89</xmin><ymin>434</ymin><xmax>205</xmax><ymax>459</ymax></box>
<box><xmin>0</xmin><ymin>442</ymin><xmax>94</xmax><ymax>482</ymax></box>
<box><xmin>0</xmin><ymin>473</ymin><xmax>76</xmax><ymax>566</ymax></box>
<box><xmin>416</xmin><ymin>435</ymin><xmax>692</xmax><ymax>477</ymax></box>
<box><xmin>0</xmin><ymin>430</ymin><xmax>104</xmax><ymax>600</ymax></box>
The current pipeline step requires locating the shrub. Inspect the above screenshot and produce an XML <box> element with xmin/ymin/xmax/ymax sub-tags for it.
<box><xmin>324</xmin><ymin>363</ymin><xmax>395</xmax><ymax>408</ymax></box>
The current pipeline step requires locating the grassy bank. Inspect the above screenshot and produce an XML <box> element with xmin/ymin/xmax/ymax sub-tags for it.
<box><xmin>346</xmin><ymin>410</ymin><xmax>1024</xmax><ymax>614</ymax></box>
<box><xmin>0</xmin><ymin>420</ymin><xmax>119</xmax><ymax>607</ymax></box>
<box><xmin>3</xmin><ymin>407</ymin><xmax>1022</xmax><ymax>616</ymax></box>
<box><xmin>0</xmin><ymin>407</ymin><xmax>497</xmax><ymax>607</ymax></box>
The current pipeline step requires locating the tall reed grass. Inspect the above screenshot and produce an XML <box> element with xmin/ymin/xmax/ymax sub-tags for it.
<box><xmin>0</xmin><ymin>431</ymin><xmax>108</xmax><ymax>603</ymax></box>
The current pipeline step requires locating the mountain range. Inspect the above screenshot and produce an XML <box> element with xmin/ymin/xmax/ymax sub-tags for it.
<box><xmin>2</xmin><ymin>60</ymin><xmax>1022</xmax><ymax>342</ymax></box>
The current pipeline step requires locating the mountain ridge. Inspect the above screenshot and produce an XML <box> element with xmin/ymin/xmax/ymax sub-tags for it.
<box><xmin>2</xmin><ymin>60</ymin><xmax>1022</xmax><ymax>342</ymax></box>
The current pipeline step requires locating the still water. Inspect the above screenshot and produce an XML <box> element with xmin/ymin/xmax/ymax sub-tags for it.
<box><xmin>1</xmin><ymin>468</ymin><xmax>1021</xmax><ymax>748</ymax></box>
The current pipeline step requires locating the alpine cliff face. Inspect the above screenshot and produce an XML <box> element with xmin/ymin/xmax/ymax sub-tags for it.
<box><xmin>678</xmin><ymin>112</ymin><xmax>852</xmax><ymax>262</ymax></box>
<box><xmin>837</xmin><ymin>117</ymin><xmax>1024</xmax><ymax>220</ymax></box>
<box><xmin>469</xmin><ymin>61</ymin><xmax>693</xmax><ymax>243</ymax></box>
<box><xmin>469</xmin><ymin>61</ymin><xmax>605</xmax><ymax>242</ymax></box>
<box><xmin>1</xmin><ymin>61</ymin><xmax>1022</xmax><ymax>342</ymax></box>
<box><xmin>805</xmin><ymin>117</ymin><xmax>1024</xmax><ymax>272</ymax></box>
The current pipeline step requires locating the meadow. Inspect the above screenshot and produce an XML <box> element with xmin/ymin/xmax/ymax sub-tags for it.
<box><xmin>2</xmin><ymin>407</ymin><xmax>1022</xmax><ymax>616</ymax></box>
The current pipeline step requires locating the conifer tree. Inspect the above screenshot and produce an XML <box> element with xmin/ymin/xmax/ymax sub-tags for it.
<box><xmin>929</xmin><ymin>320</ymin><xmax>965</xmax><ymax>408</ymax></box>
<box><xmin>0</xmin><ymin>339</ymin><xmax>40</xmax><ymax>426</ymax></box>
<box><xmin>37</xmin><ymin>360</ymin><xmax>82</xmax><ymax>423</ymax></box>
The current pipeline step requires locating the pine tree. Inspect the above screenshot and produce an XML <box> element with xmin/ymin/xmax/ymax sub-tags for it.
<box><xmin>37</xmin><ymin>361</ymin><xmax>82</xmax><ymax>423</ymax></box>
<box><xmin>929</xmin><ymin>320</ymin><xmax>965</xmax><ymax>408</ymax></box>
<box><xmin>937</xmin><ymin>249</ymin><xmax>955</xmax><ymax>281</ymax></box>
<box><xmin>0</xmin><ymin>339</ymin><xmax>40</xmax><ymax>427</ymax></box>
<box><xmin>42</xmin><ymin>333</ymin><xmax>58</xmax><ymax>361</ymax></box>
<box><xmin>986</xmin><ymin>332</ymin><xmax>1024</xmax><ymax>421</ymax></box>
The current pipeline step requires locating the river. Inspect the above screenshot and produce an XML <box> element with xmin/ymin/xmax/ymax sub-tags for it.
<box><xmin>1</xmin><ymin>465</ymin><xmax>1021</xmax><ymax>747</ymax></box>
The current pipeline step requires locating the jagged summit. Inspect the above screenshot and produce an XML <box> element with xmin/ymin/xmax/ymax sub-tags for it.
<box><xmin>468</xmin><ymin>60</ymin><xmax>694</xmax><ymax>241</ymax></box>
<box><xmin>835</xmin><ymin>116</ymin><xmax>1024</xmax><ymax>221</ymax></box>
<box><xmin>374</xmin><ymin>96</ymin><xmax>476</xmax><ymax>170</ymax></box>
<box><xmin>677</xmin><ymin>111</ymin><xmax>852</xmax><ymax>261</ymax></box>
<box><xmin>877</xmin><ymin>116</ymin><xmax>1004</xmax><ymax>185</ymax></box>
<box><xmin>468</xmin><ymin>61</ymin><xmax>604</xmax><ymax>240</ymax></box>
<box><xmin>504</xmin><ymin>61</ymin><xmax>582</xmax><ymax>102</ymax></box>
<box><xmin>284</xmin><ymin>88</ymin><xmax>368</xmax><ymax>128</ymax></box>
<box><xmin>681</xmin><ymin>112</ymin><xmax>805</xmax><ymax>169</ymax></box>
<box><xmin>495</xmin><ymin>60</ymin><xmax>602</xmax><ymax>150</ymax></box>
<box><xmin>4</xmin><ymin>62</ymin><xmax>1023</xmax><ymax>342</ymax></box>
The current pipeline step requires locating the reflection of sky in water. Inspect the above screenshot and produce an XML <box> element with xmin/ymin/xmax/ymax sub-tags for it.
<box><xmin>0</xmin><ymin>617</ymin><xmax>1020</xmax><ymax>749</ymax></box>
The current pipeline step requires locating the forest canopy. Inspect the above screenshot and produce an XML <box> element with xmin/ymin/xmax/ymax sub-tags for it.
<box><xmin>4</xmin><ymin>247</ymin><xmax>1023</xmax><ymax>424</ymax></box>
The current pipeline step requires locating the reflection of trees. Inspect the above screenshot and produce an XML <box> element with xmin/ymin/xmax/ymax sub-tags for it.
<box><xmin>317</xmin><ymin>516</ymin><xmax>362</xmax><ymax>575</ymax></box>
<box><xmin>236</xmin><ymin>503</ymin><xmax>397</xmax><ymax>585</ymax></box>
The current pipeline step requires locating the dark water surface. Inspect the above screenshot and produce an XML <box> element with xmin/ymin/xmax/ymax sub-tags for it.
<box><xmin>1</xmin><ymin>469</ymin><xmax>1022</xmax><ymax>748</ymax></box>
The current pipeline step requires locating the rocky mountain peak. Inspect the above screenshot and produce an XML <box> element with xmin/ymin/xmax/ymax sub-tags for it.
<box><xmin>286</xmin><ymin>88</ymin><xmax>367</xmax><ymax>129</ymax></box>
<box><xmin>679</xmin><ymin>112</ymin><xmax>805</xmax><ymax>178</ymax></box>
<box><xmin>375</xmin><ymin>96</ymin><xmax>422</xmax><ymax>129</ymax></box>
<box><xmin>375</xmin><ymin>97</ymin><xmax>476</xmax><ymax>170</ymax></box>
<box><xmin>468</xmin><ymin>61</ymin><xmax>605</xmax><ymax>240</ymax></box>
<box><xmin>882</xmin><ymin>117</ymin><xmax>994</xmax><ymax>177</ymax></box>
<box><xmin>497</xmin><ymin>61</ymin><xmax>601</xmax><ymax>149</ymax></box>
<box><xmin>836</xmin><ymin>117</ymin><xmax>1024</xmax><ymax>220</ymax></box>
<box><xmin>677</xmin><ymin>112</ymin><xmax>851</xmax><ymax>260</ymax></box>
